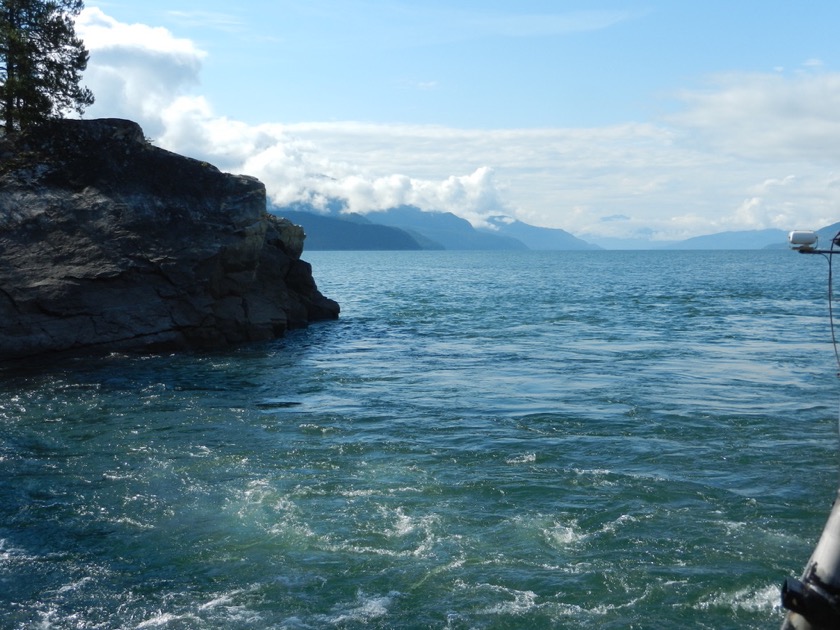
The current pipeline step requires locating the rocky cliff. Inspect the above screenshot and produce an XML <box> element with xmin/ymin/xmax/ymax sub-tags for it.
<box><xmin>0</xmin><ymin>118</ymin><xmax>339</xmax><ymax>361</ymax></box>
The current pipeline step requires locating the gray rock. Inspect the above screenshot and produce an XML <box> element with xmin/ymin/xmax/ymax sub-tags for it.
<box><xmin>0</xmin><ymin>118</ymin><xmax>339</xmax><ymax>361</ymax></box>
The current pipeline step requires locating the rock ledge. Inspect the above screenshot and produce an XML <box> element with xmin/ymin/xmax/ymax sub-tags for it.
<box><xmin>0</xmin><ymin>118</ymin><xmax>339</xmax><ymax>361</ymax></box>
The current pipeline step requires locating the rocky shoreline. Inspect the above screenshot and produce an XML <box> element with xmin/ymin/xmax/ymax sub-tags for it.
<box><xmin>0</xmin><ymin>118</ymin><xmax>339</xmax><ymax>362</ymax></box>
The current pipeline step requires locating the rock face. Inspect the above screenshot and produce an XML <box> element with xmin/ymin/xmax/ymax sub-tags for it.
<box><xmin>0</xmin><ymin>118</ymin><xmax>339</xmax><ymax>362</ymax></box>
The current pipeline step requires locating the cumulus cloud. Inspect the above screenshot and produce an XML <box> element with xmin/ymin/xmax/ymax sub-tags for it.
<box><xmin>77</xmin><ymin>7</ymin><xmax>207</xmax><ymax>139</ymax></box>
<box><xmin>76</xmin><ymin>8</ymin><xmax>840</xmax><ymax>241</ymax></box>
<box><xmin>78</xmin><ymin>8</ymin><xmax>513</xmax><ymax>224</ymax></box>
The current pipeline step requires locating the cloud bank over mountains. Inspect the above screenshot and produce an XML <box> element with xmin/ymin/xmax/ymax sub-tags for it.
<box><xmin>77</xmin><ymin>7</ymin><xmax>840</xmax><ymax>242</ymax></box>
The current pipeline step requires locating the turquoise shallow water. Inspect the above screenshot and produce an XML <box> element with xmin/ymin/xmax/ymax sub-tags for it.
<box><xmin>2</xmin><ymin>249</ymin><xmax>839</xmax><ymax>628</ymax></box>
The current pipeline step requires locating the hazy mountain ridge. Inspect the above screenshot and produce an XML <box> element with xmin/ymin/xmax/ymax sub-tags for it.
<box><xmin>365</xmin><ymin>206</ymin><xmax>527</xmax><ymax>250</ymax></box>
<box><xmin>480</xmin><ymin>215</ymin><xmax>600</xmax><ymax>250</ymax></box>
<box><xmin>276</xmin><ymin>210</ymin><xmax>425</xmax><ymax>250</ymax></box>
<box><xmin>271</xmin><ymin>202</ymin><xmax>838</xmax><ymax>251</ymax></box>
<box><xmin>814</xmin><ymin>222</ymin><xmax>840</xmax><ymax>247</ymax></box>
<box><xmin>666</xmin><ymin>224</ymin><xmax>840</xmax><ymax>250</ymax></box>
<box><xmin>271</xmin><ymin>203</ymin><xmax>599</xmax><ymax>250</ymax></box>
<box><xmin>663</xmin><ymin>228</ymin><xmax>788</xmax><ymax>250</ymax></box>
<box><xmin>587</xmin><ymin>226</ymin><xmax>839</xmax><ymax>250</ymax></box>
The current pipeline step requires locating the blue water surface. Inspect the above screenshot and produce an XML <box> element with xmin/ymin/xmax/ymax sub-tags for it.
<box><xmin>1</xmin><ymin>249</ymin><xmax>838</xmax><ymax>629</ymax></box>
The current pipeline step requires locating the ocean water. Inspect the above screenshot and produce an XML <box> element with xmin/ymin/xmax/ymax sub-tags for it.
<box><xmin>2</xmin><ymin>249</ymin><xmax>839</xmax><ymax>629</ymax></box>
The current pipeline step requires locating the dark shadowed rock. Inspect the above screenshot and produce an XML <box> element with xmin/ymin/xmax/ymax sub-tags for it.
<box><xmin>0</xmin><ymin>118</ymin><xmax>339</xmax><ymax>361</ymax></box>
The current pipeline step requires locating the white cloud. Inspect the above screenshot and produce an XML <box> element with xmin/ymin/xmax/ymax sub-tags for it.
<box><xmin>669</xmin><ymin>70</ymin><xmax>840</xmax><ymax>162</ymax></box>
<box><xmin>78</xmin><ymin>8</ymin><xmax>517</xmax><ymax>225</ymax></box>
<box><xmin>78</xmin><ymin>7</ymin><xmax>203</xmax><ymax>56</ymax></box>
<box><xmin>76</xmin><ymin>7</ymin><xmax>207</xmax><ymax>138</ymax></box>
<box><xmin>77</xmin><ymin>8</ymin><xmax>840</xmax><ymax>242</ymax></box>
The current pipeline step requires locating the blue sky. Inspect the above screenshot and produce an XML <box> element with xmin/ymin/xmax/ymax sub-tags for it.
<box><xmin>79</xmin><ymin>1</ymin><xmax>840</xmax><ymax>245</ymax></box>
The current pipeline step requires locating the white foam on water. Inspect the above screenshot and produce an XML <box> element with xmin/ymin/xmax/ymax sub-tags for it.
<box><xmin>323</xmin><ymin>541</ymin><xmax>420</xmax><ymax>559</ymax></box>
<box><xmin>599</xmin><ymin>513</ymin><xmax>639</xmax><ymax>535</ymax></box>
<box><xmin>381</xmin><ymin>505</ymin><xmax>438</xmax><ymax>540</ymax></box>
<box><xmin>102</xmin><ymin>471</ymin><xmax>136</xmax><ymax>481</ymax></box>
<box><xmin>265</xmin><ymin>500</ymin><xmax>318</xmax><ymax>542</ymax></box>
<box><xmin>298</xmin><ymin>423</ymin><xmax>336</xmax><ymax>435</ymax></box>
<box><xmin>694</xmin><ymin>583</ymin><xmax>783</xmax><ymax>614</ymax></box>
<box><xmin>539</xmin><ymin>560</ymin><xmax>596</xmax><ymax>574</ymax></box>
<box><xmin>234</xmin><ymin>478</ymin><xmax>295</xmax><ymax>521</ymax></box>
<box><xmin>384</xmin><ymin>506</ymin><xmax>420</xmax><ymax>537</ymax></box>
<box><xmin>315</xmin><ymin>503</ymin><xmax>444</xmax><ymax>559</ymax></box>
<box><xmin>188</xmin><ymin>445</ymin><xmax>212</xmax><ymax>457</ymax></box>
<box><xmin>56</xmin><ymin>576</ymin><xmax>93</xmax><ymax>594</ymax></box>
<box><xmin>544</xmin><ymin>519</ymin><xmax>589</xmax><ymax>547</ymax></box>
<box><xmin>569</xmin><ymin>467</ymin><xmax>619</xmax><ymax>487</ymax></box>
<box><xmin>336</xmin><ymin>485</ymin><xmax>424</xmax><ymax>498</ymax></box>
<box><xmin>0</xmin><ymin>538</ymin><xmax>15</xmax><ymax>562</ymax></box>
<box><xmin>721</xmin><ymin>520</ymin><xmax>746</xmax><ymax>535</ymax></box>
<box><xmin>316</xmin><ymin>590</ymin><xmax>400</xmax><ymax>625</ymax></box>
<box><xmin>112</xmin><ymin>515</ymin><xmax>156</xmax><ymax>530</ymax></box>
<box><xmin>131</xmin><ymin>594</ymin><xmax>265</xmax><ymax>629</ymax></box>
<box><xmin>337</xmin><ymin>487</ymin><xmax>379</xmax><ymax>498</ymax></box>
<box><xmin>198</xmin><ymin>589</ymin><xmax>244</xmax><ymax>611</ymax></box>
<box><xmin>193</xmin><ymin>587</ymin><xmax>267</xmax><ymax>625</ymax></box>
<box><xmin>571</xmin><ymin>467</ymin><xmax>613</xmax><ymax>476</ymax></box>
<box><xmin>0</xmin><ymin>538</ymin><xmax>39</xmax><ymax>564</ymax></box>
<box><xmin>505</xmin><ymin>453</ymin><xmax>536</xmax><ymax>464</ymax></box>
<box><xmin>28</xmin><ymin>606</ymin><xmax>61</xmax><ymax>630</ymax></box>
<box><xmin>540</xmin><ymin>511</ymin><xmax>640</xmax><ymax>552</ymax></box>
<box><xmin>266</xmin><ymin>520</ymin><xmax>318</xmax><ymax>542</ymax></box>
<box><xmin>136</xmin><ymin>611</ymin><xmax>200</xmax><ymax>627</ymax></box>
<box><xmin>472</xmin><ymin>583</ymin><xmax>540</xmax><ymax>616</ymax></box>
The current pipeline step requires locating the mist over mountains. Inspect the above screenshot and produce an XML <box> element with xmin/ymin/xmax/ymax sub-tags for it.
<box><xmin>271</xmin><ymin>204</ymin><xmax>599</xmax><ymax>251</ymax></box>
<box><xmin>664</xmin><ymin>229</ymin><xmax>788</xmax><ymax>250</ymax></box>
<box><xmin>270</xmin><ymin>203</ymin><xmax>837</xmax><ymax>251</ymax></box>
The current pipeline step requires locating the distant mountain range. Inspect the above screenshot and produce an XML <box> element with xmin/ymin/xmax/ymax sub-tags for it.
<box><xmin>664</xmin><ymin>228</ymin><xmax>788</xmax><ymax>250</ymax></box>
<box><xmin>269</xmin><ymin>203</ymin><xmax>839</xmax><ymax>251</ymax></box>
<box><xmin>366</xmin><ymin>206</ymin><xmax>526</xmax><ymax>250</ymax></box>
<box><xmin>814</xmin><ymin>222</ymin><xmax>840</xmax><ymax>248</ymax></box>
<box><xmin>482</xmin><ymin>215</ymin><xmax>600</xmax><ymax>250</ymax></box>
<box><xmin>676</xmin><ymin>223</ymin><xmax>840</xmax><ymax>250</ymax></box>
<box><xmin>271</xmin><ymin>204</ymin><xmax>599</xmax><ymax>251</ymax></box>
<box><xmin>278</xmin><ymin>210</ymin><xmax>425</xmax><ymax>250</ymax></box>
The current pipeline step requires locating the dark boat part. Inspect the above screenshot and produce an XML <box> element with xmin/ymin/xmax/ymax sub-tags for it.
<box><xmin>782</xmin><ymin>490</ymin><xmax>840</xmax><ymax>629</ymax></box>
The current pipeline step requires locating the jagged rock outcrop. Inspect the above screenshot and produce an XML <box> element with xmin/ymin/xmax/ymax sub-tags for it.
<box><xmin>0</xmin><ymin>118</ymin><xmax>339</xmax><ymax>361</ymax></box>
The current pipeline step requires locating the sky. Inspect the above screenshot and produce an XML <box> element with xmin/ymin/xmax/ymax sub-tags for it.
<box><xmin>75</xmin><ymin>1</ymin><xmax>840</xmax><ymax>246</ymax></box>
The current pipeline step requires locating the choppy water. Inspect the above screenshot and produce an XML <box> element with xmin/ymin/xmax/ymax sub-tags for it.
<box><xmin>2</xmin><ymin>249</ymin><xmax>839</xmax><ymax>629</ymax></box>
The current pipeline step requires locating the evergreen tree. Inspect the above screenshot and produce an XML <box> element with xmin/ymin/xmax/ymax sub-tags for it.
<box><xmin>0</xmin><ymin>0</ymin><xmax>93</xmax><ymax>131</ymax></box>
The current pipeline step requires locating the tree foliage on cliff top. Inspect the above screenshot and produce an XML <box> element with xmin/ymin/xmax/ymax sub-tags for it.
<box><xmin>0</xmin><ymin>0</ymin><xmax>93</xmax><ymax>131</ymax></box>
